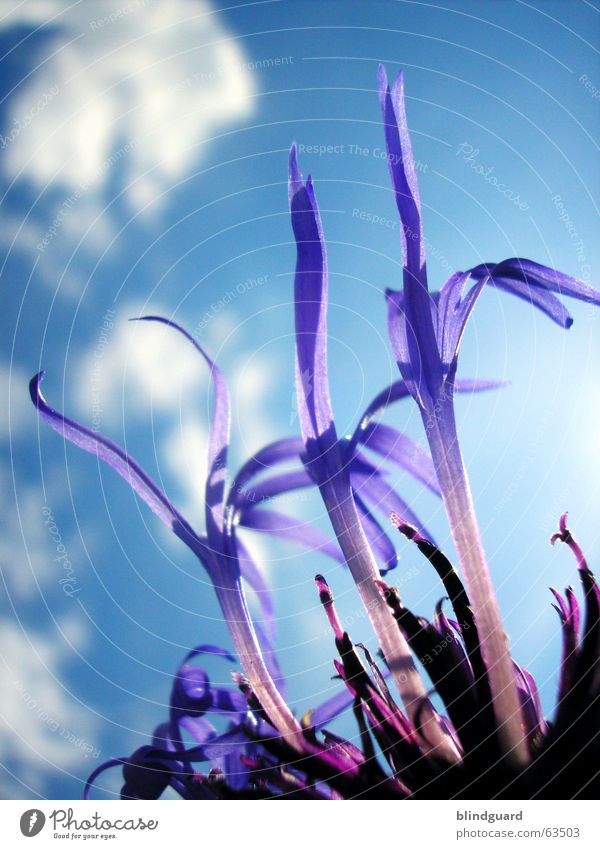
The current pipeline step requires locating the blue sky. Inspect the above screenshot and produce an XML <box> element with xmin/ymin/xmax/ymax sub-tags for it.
<box><xmin>1</xmin><ymin>0</ymin><xmax>599</xmax><ymax>799</ymax></box>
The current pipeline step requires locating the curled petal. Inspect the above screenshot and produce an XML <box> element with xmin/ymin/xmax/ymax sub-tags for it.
<box><xmin>435</xmin><ymin>271</ymin><xmax>488</xmax><ymax>373</ymax></box>
<box><xmin>30</xmin><ymin>371</ymin><xmax>199</xmax><ymax>550</ymax></box>
<box><xmin>227</xmin><ymin>437</ymin><xmax>305</xmax><ymax>510</ymax></box>
<box><xmin>134</xmin><ymin>316</ymin><xmax>230</xmax><ymax>553</ymax></box>
<box><xmin>470</xmin><ymin>258</ymin><xmax>600</xmax><ymax>328</ymax></box>
<box><xmin>121</xmin><ymin>746</ymin><xmax>175</xmax><ymax>800</ymax></box>
<box><xmin>85</xmin><ymin>758</ymin><xmax>126</xmax><ymax>800</ymax></box>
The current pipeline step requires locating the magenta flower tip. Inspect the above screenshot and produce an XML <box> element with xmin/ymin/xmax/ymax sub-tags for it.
<box><xmin>550</xmin><ymin>513</ymin><xmax>589</xmax><ymax>574</ymax></box>
<box><xmin>315</xmin><ymin>575</ymin><xmax>344</xmax><ymax>641</ymax></box>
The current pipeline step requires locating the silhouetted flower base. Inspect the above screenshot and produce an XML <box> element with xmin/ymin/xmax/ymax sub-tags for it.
<box><xmin>86</xmin><ymin>514</ymin><xmax>599</xmax><ymax>800</ymax></box>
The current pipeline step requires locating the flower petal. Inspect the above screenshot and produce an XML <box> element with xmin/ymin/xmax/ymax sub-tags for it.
<box><xmin>29</xmin><ymin>371</ymin><xmax>199</xmax><ymax>550</ymax></box>
<box><xmin>238</xmin><ymin>507</ymin><xmax>344</xmax><ymax>564</ymax></box>
<box><xmin>354</xmin><ymin>493</ymin><xmax>399</xmax><ymax>574</ymax></box>
<box><xmin>234</xmin><ymin>536</ymin><xmax>277</xmax><ymax>643</ymax></box>
<box><xmin>134</xmin><ymin>316</ymin><xmax>230</xmax><ymax>553</ymax></box>
<box><xmin>234</xmin><ymin>468</ymin><xmax>312</xmax><ymax>510</ymax></box>
<box><xmin>358</xmin><ymin>420</ymin><xmax>440</xmax><ymax>495</ymax></box>
<box><xmin>227</xmin><ymin>437</ymin><xmax>305</xmax><ymax>509</ymax></box>
<box><xmin>350</xmin><ymin>453</ymin><xmax>436</xmax><ymax>548</ymax></box>
<box><xmin>289</xmin><ymin>144</ymin><xmax>342</xmax><ymax>485</ymax></box>
<box><xmin>469</xmin><ymin>258</ymin><xmax>600</xmax><ymax>329</ymax></box>
<box><xmin>379</xmin><ymin>65</ymin><xmax>442</xmax><ymax>409</ymax></box>
<box><xmin>377</xmin><ymin>64</ymin><xmax>424</xmax><ymax>273</ymax></box>
<box><xmin>345</xmin><ymin>376</ymin><xmax>506</xmax><ymax>463</ymax></box>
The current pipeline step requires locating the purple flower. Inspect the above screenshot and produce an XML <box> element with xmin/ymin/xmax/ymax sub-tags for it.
<box><xmin>30</xmin><ymin>319</ymin><xmax>304</xmax><ymax>750</ymax></box>
<box><xmin>30</xmin><ymin>66</ymin><xmax>600</xmax><ymax>800</ymax></box>
<box><xmin>378</xmin><ymin>63</ymin><xmax>600</xmax><ymax>765</ymax></box>
<box><xmin>29</xmin><ymin>311</ymin><xmax>464</xmax><ymax>768</ymax></box>
<box><xmin>290</xmin><ymin>148</ymin><xmax>451</xmax><ymax>752</ymax></box>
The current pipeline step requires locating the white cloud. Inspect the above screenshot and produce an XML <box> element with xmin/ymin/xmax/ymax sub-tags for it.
<box><xmin>73</xmin><ymin>305</ymin><xmax>284</xmax><ymax>538</ymax></box>
<box><xmin>0</xmin><ymin>362</ymin><xmax>32</xmax><ymax>441</ymax></box>
<box><xmin>0</xmin><ymin>469</ymin><xmax>52</xmax><ymax>602</ymax></box>
<box><xmin>163</xmin><ymin>420</ymin><xmax>208</xmax><ymax>526</ymax></box>
<box><xmin>1</xmin><ymin>0</ymin><xmax>254</xmax><ymax>213</ymax></box>
<box><xmin>75</xmin><ymin>305</ymin><xmax>211</xmax><ymax>423</ymax></box>
<box><xmin>0</xmin><ymin>619</ymin><xmax>100</xmax><ymax>796</ymax></box>
<box><xmin>231</xmin><ymin>353</ymin><xmax>281</xmax><ymax>458</ymax></box>
<box><xmin>0</xmin><ymin>0</ymin><xmax>255</xmax><ymax>300</ymax></box>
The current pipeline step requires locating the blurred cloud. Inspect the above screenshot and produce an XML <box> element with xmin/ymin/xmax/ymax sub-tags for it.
<box><xmin>0</xmin><ymin>472</ymin><xmax>52</xmax><ymax>602</ymax></box>
<box><xmin>73</xmin><ymin>305</ymin><xmax>284</xmax><ymax>536</ymax></box>
<box><xmin>1</xmin><ymin>0</ymin><xmax>254</xmax><ymax>214</ymax></box>
<box><xmin>0</xmin><ymin>362</ymin><xmax>32</xmax><ymax>440</ymax></box>
<box><xmin>163</xmin><ymin>419</ymin><xmax>207</xmax><ymax>524</ymax></box>
<box><xmin>75</xmin><ymin>306</ymin><xmax>210</xmax><ymax>422</ymax></box>
<box><xmin>0</xmin><ymin>618</ymin><xmax>99</xmax><ymax>797</ymax></box>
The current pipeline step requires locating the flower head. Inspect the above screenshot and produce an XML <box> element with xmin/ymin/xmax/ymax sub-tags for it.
<box><xmin>85</xmin><ymin>514</ymin><xmax>599</xmax><ymax>799</ymax></box>
<box><xmin>30</xmin><ymin>66</ymin><xmax>600</xmax><ymax>800</ymax></box>
<box><xmin>378</xmin><ymin>63</ymin><xmax>600</xmax><ymax>764</ymax></box>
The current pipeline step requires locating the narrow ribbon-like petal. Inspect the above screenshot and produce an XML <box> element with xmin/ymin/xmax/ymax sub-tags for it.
<box><xmin>227</xmin><ymin>437</ymin><xmax>305</xmax><ymax>510</ymax></box>
<box><xmin>238</xmin><ymin>507</ymin><xmax>344</xmax><ymax>564</ymax></box>
<box><xmin>30</xmin><ymin>371</ymin><xmax>199</xmax><ymax>550</ymax></box>
<box><xmin>470</xmin><ymin>258</ymin><xmax>600</xmax><ymax>328</ymax></box>
<box><xmin>378</xmin><ymin>65</ymin><xmax>442</xmax><ymax>409</ymax></box>
<box><xmin>289</xmin><ymin>144</ymin><xmax>343</xmax><ymax>485</ymax></box>
<box><xmin>134</xmin><ymin>316</ymin><xmax>230</xmax><ymax>554</ymax></box>
<box><xmin>358</xmin><ymin>421</ymin><xmax>440</xmax><ymax>495</ymax></box>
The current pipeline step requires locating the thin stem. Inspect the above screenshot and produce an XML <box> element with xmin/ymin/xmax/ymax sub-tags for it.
<box><xmin>423</xmin><ymin>393</ymin><xmax>528</xmax><ymax>766</ymax></box>
<box><xmin>322</xmin><ymin>477</ymin><xmax>461</xmax><ymax>762</ymax></box>
<box><xmin>214</xmin><ymin>574</ymin><xmax>305</xmax><ymax>752</ymax></box>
